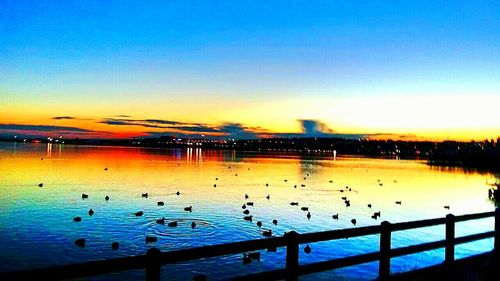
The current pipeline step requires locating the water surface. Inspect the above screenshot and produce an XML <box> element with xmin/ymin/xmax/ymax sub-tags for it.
<box><xmin>0</xmin><ymin>142</ymin><xmax>496</xmax><ymax>280</ymax></box>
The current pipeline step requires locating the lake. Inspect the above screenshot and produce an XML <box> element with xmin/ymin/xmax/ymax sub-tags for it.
<box><xmin>0</xmin><ymin>142</ymin><xmax>496</xmax><ymax>280</ymax></box>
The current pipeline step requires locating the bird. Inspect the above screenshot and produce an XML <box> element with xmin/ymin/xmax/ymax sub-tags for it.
<box><xmin>332</xmin><ymin>214</ymin><xmax>339</xmax><ymax>220</ymax></box>
<box><xmin>256</xmin><ymin>221</ymin><xmax>262</xmax><ymax>227</ymax></box>
<box><xmin>284</xmin><ymin>179</ymin><xmax>288</xmax><ymax>182</ymax></box>
<box><xmin>262</xmin><ymin>230</ymin><xmax>272</xmax><ymax>237</ymax></box>
<box><xmin>294</xmin><ymin>185</ymin><xmax>297</xmax><ymax>188</ymax></box>
<box><xmin>290</xmin><ymin>202</ymin><xmax>299</xmax><ymax>206</ymax></box>
<box><xmin>242</xmin><ymin>254</ymin><xmax>252</xmax><ymax>265</ymax></box>
<box><xmin>242</xmin><ymin>204</ymin><xmax>246</xmax><ymax>209</ymax></box>
<box><xmin>395</xmin><ymin>201</ymin><xmax>402</xmax><ymax>205</ymax></box>
<box><xmin>105</xmin><ymin>196</ymin><xmax>109</xmax><ymax>201</ymax></box>
<box><xmin>367</xmin><ymin>204</ymin><xmax>372</xmax><ymax>208</ymax></box>
<box><xmin>38</xmin><ymin>183</ymin><xmax>43</xmax><ymax>187</ymax></box>
<box><xmin>111</xmin><ymin>242</ymin><xmax>119</xmax><ymax>250</ymax></box>
<box><xmin>156</xmin><ymin>217</ymin><xmax>165</xmax><ymax>224</ymax></box>
<box><xmin>301</xmin><ymin>184</ymin><xmax>306</xmax><ymax>187</ymax></box>
<box><xmin>82</xmin><ymin>193</ymin><xmax>88</xmax><ymax>199</ymax></box>
<box><xmin>88</xmin><ymin>209</ymin><xmax>94</xmax><ymax>216</ymax></box>
<box><xmin>272</xmin><ymin>219</ymin><xmax>278</xmax><ymax>225</ymax></box>
<box><xmin>141</xmin><ymin>193</ymin><xmax>148</xmax><ymax>198</ymax></box>
<box><xmin>248</xmin><ymin>252</ymin><xmax>260</xmax><ymax>260</ymax></box>
<box><xmin>191</xmin><ymin>221</ymin><xmax>196</xmax><ymax>229</ymax></box>
<box><xmin>341</xmin><ymin>196</ymin><xmax>347</xmax><ymax>200</ymax></box>
<box><xmin>243</xmin><ymin>216</ymin><xmax>253</xmax><ymax>222</ymax></box>
<box><xmin>145</xmin><ymin>236</ymin><xmax>157</xmax><ymax>243</ymax></box>
<box><xmin>345</xmin><ymin>200</ymin><xmax>351</xmax><ymax>207</ymax></box>
<box><xmin>243</xmin><ymin>210</ymin><xmax>250</xmax><ymax>215</ymax></box>
<box><xmin>184</xmin><ymin>206</ymin><xmax>192</xmax><ymax>212</ymax></box>
<box><xmin>235</xmin><ymin>174</ymin><xmax>238</xmax><ymax>176</ymax></box>
<box><xmin>176</xmin><ymin>191</ymin><xmax>180</xmax><ymax>195</ymax></box>
<box><xmin>444</xmin><ymin>205</ymin><xmax>450</xmax><ymax>209</ymax></box>
<box><xmin>104</xmin><ymin>168</ymin><xmax>108</xmax><ymax>171</ymax></box>
<box><xmin>379</xmin><ymin>183</ymin><xmax>383</xmax><ymax>187</ymax></box>
<box><xmin>266</xmin><ymin>183</ymin><xmax>269</xmax><ymax>186</ymax></box>
<box><xmin>213</xmin><ymin>184</ymin><xmax>217</xmax><ymax>187</ymax></box>
<box><xmin>329</xmin><ymin>180</ymin><xmax>333</xmax><ymax>183</ymax></box>
<box><xmin>245</xmin><ymin>194</ymin><xmax>249</xmax><ymax>199</ymax></box>
<box><xmin>301</xmin><ymin>207</ymin><xmax>309</xmax><ymax>211</ymax></box>
<box><xmin>74</xmin><ymin>238</ymin><xmax>85</xmax><ymax>248</ymax></box>
<box><xmin>215</xmin><ymin>178</ymin><xmax>218</xmax><ymax>180</ymax></box>
<box><xmin>351</xmin><ymin>219</ymin><xmax>357</xmax><ymax>225</ymax></box>
<box><xmin>246</xmin><ymin>202</ymin><xmax>254</xmax><ymax>206</ymax></box>
<box><xmin>157</xmin><ymin>201</ymin><xmax>164</xmax><ymax>206</ymax></box>
<box><xmin>73</xmin><ymin>216</ymin><xmax>82</xmax><ymax>222</ymax></box>
<box><xmin>306</xmin><ymin>212</ymin><xmax>311</xmax><ymax>220</ymax></box>
<box><xmin>266</xmin><ymin>194</ymin><xmax>270</xmax><ymax>200</ymax></box>
<box><xmin>168</xmin><ymin>221</ymin><xmax>178</xmax><ymax>227</ymax></box>
<box><xmin>135</xmin><ymin>211</ymin><xmax>144</xmax><ymax>216</ymax></box>
<box><xmin>304</xmin><ymin>245</ymin><xmax>311</xmax><ymax>254</ymax></box>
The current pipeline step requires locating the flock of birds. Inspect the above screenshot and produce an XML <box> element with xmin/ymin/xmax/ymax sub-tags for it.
<box><xmin>37</xmin><ymin>164</ymin><xmax>453</xmax><ymax>269</ymax></box>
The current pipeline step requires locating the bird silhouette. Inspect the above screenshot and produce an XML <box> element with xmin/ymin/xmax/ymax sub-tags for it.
<box><xmin>304</xmin><ymin>245</ymin><xmax>311</xmax><ymax>254</ymax></box>
<box><xmin>74</xmin><ymin>238</ymin><xmax>85</xmax><ymax>248</ymax></box>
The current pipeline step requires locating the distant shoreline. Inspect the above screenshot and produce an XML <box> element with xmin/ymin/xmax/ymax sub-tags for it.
<box><xmin>2</xmin><ymin>137</ymin><xmax>499</xmax><ymax>172</ymax></box>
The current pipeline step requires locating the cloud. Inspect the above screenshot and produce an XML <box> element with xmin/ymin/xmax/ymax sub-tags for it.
<box><xmin>52</xmin><ymin>116</ymin><xmax>76</xmax><ymax>120</ymax></box>
<box><xmin>298</xmin><ymin>119</ymin><xmax>335</xmax><ymax>136</ymax></box>
<box><xmin>0</xmin><ymin>124</ymin><xmax>91</xmax><ymax>132</ymax></box>
<box><xmin>0</xmin><ymin>124</ymin><xmax>113</xmax><ymax>139</ymax></box>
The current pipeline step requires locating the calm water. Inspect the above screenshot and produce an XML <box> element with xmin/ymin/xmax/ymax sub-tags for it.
<box><xmin>0</xmin><ymin>142</ymin><xmax>496</xmax><ymax>280</ymax></box>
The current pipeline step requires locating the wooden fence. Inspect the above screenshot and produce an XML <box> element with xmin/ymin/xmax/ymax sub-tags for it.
<box><xmin>1</xmin><ymin>208</ymin><xmax>498</xmax><ymax>280</ymax></box>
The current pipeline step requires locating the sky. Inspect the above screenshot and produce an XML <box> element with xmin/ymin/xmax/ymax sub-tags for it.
<box><xmin>1</xmin><ymin>0</ymin><xmax>499</xmax><ymax>141</ymax></box>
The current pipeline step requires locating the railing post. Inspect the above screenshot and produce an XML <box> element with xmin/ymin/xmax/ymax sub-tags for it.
<box><xmin>145</xmin><ymin>248</ymin><xmax>161</xmax><ymax>281</ymax></box>
<box><xmin>445</xmin><ymin>214</ymin><xmax>455</xmax><ymax>264</ymax></box>
<box><xmin>495</xmin><ymin>208</ymin><xmax>500</xmax><ymax>255</ymax></box>
<box><xmin>285</xmin><ymin>231</ymin><xmax>299</xmax><ymax>281</ymax></box>
<box><xmin>379</xmin><ymin>221</ymin><xmax>391</xmax><ymax>281</ymax></box>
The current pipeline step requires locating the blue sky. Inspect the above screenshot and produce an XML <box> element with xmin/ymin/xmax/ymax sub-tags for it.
<box><xmin>1</xmin><ymin>1</ymin><xmax>499</xmax><ymax>140</ymax></box>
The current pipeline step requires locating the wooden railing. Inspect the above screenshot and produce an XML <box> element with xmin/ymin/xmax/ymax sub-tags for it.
<box><xmin>1</xmin><ymin>208</ymin><xmax>498</xmax><ymax>281</ymax></box>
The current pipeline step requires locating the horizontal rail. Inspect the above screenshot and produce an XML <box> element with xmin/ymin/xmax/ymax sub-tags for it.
<box><xmin>155</xmin><ymin>236</ymin><xmax>286</xmax><ymax>265</ymax></box>
<box><xmin>0</xmin><ymin>209</ymin><xmax>497</xmax><ymax>281</ymax></box>
<box><xmin>391</xmin><ymin>217</ymin><xmax>447</xmax><ymax>232</ymax></box>
<box><xmin>0</xmin><ymin>255</ymin><xmax>149</xmax><ymax>280</ymax></box>
<box><xmin>390</xmin><ymin>240</ymin><xmax>446</xmax><ymax>258</ymax></box>
<box><xmin>455</xmin><ymin>211</ymin><xmax>495</xmax><ymax>222</ymax></box>
<box><xmin>454</xmin><ymin>231</ymin><xmax>495</xmax><ymax>245</ymax></box>
<box><xmin>299</xmin><ymin>225</ymin><xmax>381</xmax><ymax>244</ymax></box>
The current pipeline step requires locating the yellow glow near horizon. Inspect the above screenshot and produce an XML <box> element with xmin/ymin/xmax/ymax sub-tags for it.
<box><xmin>1</xmin><ymin>92</ymin><xmax>499</xmax><ymax>141</ymax></box>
